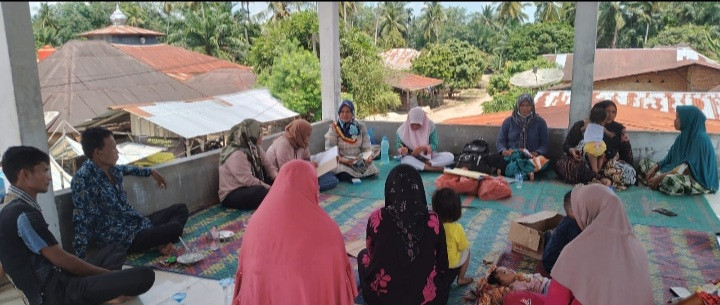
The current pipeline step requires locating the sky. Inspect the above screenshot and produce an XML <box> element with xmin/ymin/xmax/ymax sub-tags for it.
<box><xmin>29</xmin><ymin>2</ymin><xmax>538</xmax><ymax>22</ymax></box>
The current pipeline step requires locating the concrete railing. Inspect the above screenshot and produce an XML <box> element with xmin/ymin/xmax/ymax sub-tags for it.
<box><xmin>54</xmin><ymin>120</ymin><xmax>720</xmax><ymax>250</ymax></box>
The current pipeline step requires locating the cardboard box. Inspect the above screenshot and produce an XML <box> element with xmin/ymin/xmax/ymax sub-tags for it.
<box><xmin>508</xmin><ymin>211</ymin><xmax>564</xmax><ymax>259</ymax></box>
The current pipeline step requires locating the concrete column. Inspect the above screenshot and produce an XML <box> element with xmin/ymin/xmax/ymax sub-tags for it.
<box><xmin>568</xmin><ymin>2</ymin><xmax>599</xmax><ymax>127</ymax></box>
<box><xmin>0</xmin><ymin>3</ymin><xmax>61</xmax><ymax>240</ymax></box>
<box><xmin>318</xmin><ymin>2</ymin><xmax>341</xmax><ymax>121</ymax></box>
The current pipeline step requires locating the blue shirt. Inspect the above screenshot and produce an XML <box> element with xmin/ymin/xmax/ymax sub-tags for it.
<box><xmin>496</xmin><ymin>116</ymin><xmax>550</xmax><ymax>155</ymax></box>
<box><xmin>542</xmin><ymin>216</ymin><xmax>581</xmax><ymax>273</ymax></box>
<box><xmin>71</xmin><ymin>160</ymin><xmax>152</xmax><ymax>258</ymax></box>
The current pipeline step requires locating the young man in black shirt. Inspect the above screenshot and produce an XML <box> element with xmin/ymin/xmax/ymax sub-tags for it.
<box><xmin>0</xmin><ymin>146</ymin><xmax>154</xmax><ymax>305</ymax></box>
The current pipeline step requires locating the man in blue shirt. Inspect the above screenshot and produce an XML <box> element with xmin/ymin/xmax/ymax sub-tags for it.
<box><xmin>542</xmin><ymin>191</ymin><xmax>582</xmax><ymax>273</ymax></box>
<box><xmin>72</xmin><ymin>127</ymin><xmax>189</xmax><ymax>258</ymax></box>
<box><xmin>0</xmin><ymin>146</ymin><xmax>154</xmax><ymax>305</ymax></box>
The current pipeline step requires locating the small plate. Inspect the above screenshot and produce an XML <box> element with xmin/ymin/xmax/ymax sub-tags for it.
<box><xmin>213</xmin><ymin>230</ymin><xmax>234</xmax><ymax>241</ymax></box>
<box><xmin>177</xmin><ymin>252</ymin><xmax>204</xmax><ymax>265</ymax></box>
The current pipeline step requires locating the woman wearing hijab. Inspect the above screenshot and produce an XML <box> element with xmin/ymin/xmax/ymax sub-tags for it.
<box><xmin>356</xmin><ymin>164</ymin><xmax>451</xmax><ymax>305</ymax></box>
<box><xmin>638</xmin><ymin>105</ymin><xmax>718</xmax><ymax>195</ymax></box>
<box><xmin>503</xmin><ymin>184</ymin><xmax>655</xmax><ymax>305</ymax></box>
<box><xmin>324</xmin><ymin>100</ymin><xmax>379</xmax><ymax>180</ymax></box>
<box><xmin>232</xmin><ymin>160</ymin><xmax>358</xmax><ymax>305</ymax></box>
<box><xmin>266</xmin><ymin>119</ymin><xmax>339</xmax><ymax>191</ymax></box>
<box><xmin>396</xmin><ymin>107</ymin><xmax>454</xmax><ymax>172</ymax></box>
<box><xmin>486</xmin><ymin>93</ymin><xmax>550</xmax><ymax>180</ymax></box>
<box><xmin>555</xmin><ymin>100</ymin><xmax>637</xmax><ymax>189</ymax></box>
<box><xmin>218</xmin><ymin>119</ymin><xmax>278</xmax><ymax>210</ymax></box>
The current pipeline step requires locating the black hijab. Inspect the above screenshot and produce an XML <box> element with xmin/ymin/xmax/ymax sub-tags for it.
<box><xmin>384</xmin><ymin>164</ymin><xmax>430</xmax><ymax>262</ymax></box>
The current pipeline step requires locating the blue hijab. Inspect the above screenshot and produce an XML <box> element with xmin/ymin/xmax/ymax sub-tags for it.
<box><xmin>337</xmin><ymin>100</ymin><xmax>359</xmax><ymax>139</ymax></box>
<box><xmin>659</xmin><ymin>106</ymin><xmax>718</xmax><ymax>191</ymax></box>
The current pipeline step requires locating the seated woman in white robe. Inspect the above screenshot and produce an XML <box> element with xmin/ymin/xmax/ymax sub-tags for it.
<box><xmin>396</xmin><ymin>107</ymin><xmax>454</xmax><ymax>172</ymax></box>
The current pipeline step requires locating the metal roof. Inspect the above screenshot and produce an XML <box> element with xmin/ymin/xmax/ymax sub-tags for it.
<box><xmin>543</xmin><ymin>47</ymin><xmax>720</xmax><ymax>83</ymax></box>
<box><xmin>111</xmin><ymin>89</ymin><xmax>298</xmax><ymax>139</ymax></box>
<box><xmin>38</xmin><ymin>40</ymin><xmax>206</xmax><ymax>131</ymax></box>
<box><xmin>387</xmin><ymin>72</ymin><xmax>443</xmax><ymax>92</ymax></box>
<box><xmin>77</xmin><ymin>25</ymin><xmax>164</xmax><ymax>37</ymax></box>
<box><xmin>49</xmin><ymin>135</ymin><xmax>166</xmax><ymax>165</ymax></box>
<box><xmin>50</xmin><ymin>157</ymin><xmax>73</xmax><ymax>191</ymax></box>
<box><xmin>183</xmin><ymin>68</ymin><xmax>257</xmax><ymax>96</ymax></box>
<box><xmin>380</xmin><ymin>48</ymin><xmax>420</xmax><ymax>70</ymax></box>
<box><xmin>444</xmin><ymin>90</ymin><xmax>720</xmax><ymax>133</ymax></box>
<box><xmin>115</xmin><ymin>44</ymin><xmax>253</xmax><ymax>81</ymax></box>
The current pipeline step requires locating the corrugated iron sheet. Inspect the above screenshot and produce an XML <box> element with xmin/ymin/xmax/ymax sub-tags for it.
<box><xmin>543</xmin><ymin>47</ymin><xmax>720</xmax><ymax>83</ymax></box>
<box><xmin>387</xmin><ymin>72</ymin><xmax>443</xmax><ymax>91</ymax></box>
<box><xmin>78</xmin><ymin>25</ymin><xmax>164</xmax><ymax>37</ymax></box>
<box><xmin>445</xmin><ymin>90</ymin><xmax>720</xmax><ymax>133</ymax></box>
<box><xmin>381</xmin><ymin>48</ymin><xmax>420</xmax><ymax>70</ymax></box>
<box><xmin>113</xmin><ymin>89</ymin><xmax>298</xmax><ymax>139</ymax></box>
<box><xmin>184</xmin><ymin>68</ymin><xmax>257</xmax><ymax>96</ymax></box>
<box><xmin>38</xmin><ymin>40</ymin><xmax>206</xmax><ymax>131</ymax></box>
<box><xmin>115</xmin><ymin>44</ymin><xmax>252</xmax><ymax>81</ymax></box>
<box><xmin>116</xmin><ymin>142</ymin><xmax>165</xmax><ymax>165</ymax></box>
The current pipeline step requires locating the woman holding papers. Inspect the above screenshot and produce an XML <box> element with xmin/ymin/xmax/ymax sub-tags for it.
<box><xmin>232</xmin><ymin>160</ymin><xmax>357</xmax><ymax>305</ymax></box>
<box><xmin>396</xmin><ymin>107</ymin><xmax>454</xmax><ymax>172</ymax></box>
<box><xmin>218</xmin><ymin>119</ymin><xmax>277</xmax><ymax>210</ymax></box>
<box><xmin>266</xmin><ymin>118</ymin><xmax>338</xmax><ymax>191</ymax></box>
<box><xmin>324</xmin><ymin>100</ymin><xmax>379</xmax><ymax>180</ymax></box>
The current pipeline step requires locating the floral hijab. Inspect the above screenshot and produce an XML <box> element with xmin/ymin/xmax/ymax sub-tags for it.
<box><xmin>384</xmin><ymin>164</ymin><xmax>431</xmax><ymax>262</ymax></box>
<box><xmin>335</xmin><ymin>100</ymin><xmax>360</xmax><ymax>143</ymax></box>
<box><xmin>512</xmin><ymin>93</ymin><xmax>536</xmax><ymax>149</ymax></box>
<box><xmin>220</xmin><ymin>119</ymin><xmax>266</xmax><ymax>181</ymax></box>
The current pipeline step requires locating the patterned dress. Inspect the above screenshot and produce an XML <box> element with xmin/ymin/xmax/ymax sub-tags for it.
<box><xmin>324</xmin><ymin>121</ymin><xmax>379</xmax><ymax>178</ymax></box>
<box><xmin>637</xmin><ymin>159</ymin><xmax>711</xmax><ymax>196</ymax></box>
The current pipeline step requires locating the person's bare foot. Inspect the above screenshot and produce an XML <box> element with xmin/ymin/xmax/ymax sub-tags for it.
<box><xmin>457</xmin><ymin>276</ymin><xmax>474</xmax><ymax>286</ymax></box>
<box><xmin>157</xmin><ymin>243</ymin><xmax>175</xmax><ymax>256</ymax></box>
<box><xmin>600</xmin><ymin>178</ymin><xmax>612</xmax><ymax>186</ymax></box>
<box><xmin>103</xmin><ymin>295</ymin><xmax>133</xmax><ymax>304</ymax></box>
<box><xmin>528</xmin><ymin>172</ymin><xmax>535</xmax><ymax>181</ymax></box>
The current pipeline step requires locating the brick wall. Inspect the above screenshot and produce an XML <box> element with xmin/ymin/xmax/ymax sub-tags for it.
<box><xmin>594</xmin><ymin>68</ymin><xmax>690</xmax><ymax>91</ymax></box>
<box><xmin>689</xmin><ymin>65</ymin><xmax>720</xmax><ymax>91</ymax></box>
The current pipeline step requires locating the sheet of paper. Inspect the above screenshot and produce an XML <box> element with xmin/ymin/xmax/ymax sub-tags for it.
<box><xmin>361</xmin><ymin>150</ymin><xmax>373</xmax><ymax>160</ymax></box>
<box><xmin>443</xmin><ymin>168</ymin><xmax>489</xmax><ymax>180</ymax></box>
<box><xmin>314</xmin><ymin>146</ymin><xmax>338</xmax><ymax>177</ymax></box>
<box><xmin>345</xmin><ymin>239</ymin><xmax>366</xmax><ymax>258</ymax></box>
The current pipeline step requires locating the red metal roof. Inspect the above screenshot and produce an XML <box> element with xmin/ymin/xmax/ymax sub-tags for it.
<box><xmin>544</xmin><ymin>47</ymin><xmax>720</xmax><ymax>83</ymax></box>
<box><xmin>444</xmin><ymin>90</ymin><xmax>720</xmax><ymax>134</ymax></box>
<box><xmin>381</xmin><ymin>48</ymin><xmax>420</xmax><ymax>70</ymax></box>
<box><xmin>115</xmin><ymin>44</ymin><xmax>252</xmax><ymax>81</ymax></box>
<box><xmin>387</xmin><ymin>72</ymin><xmax>443</xmax><ymax>92</ymax></box>
<box><xmin>77</xmin><ymin>25</ymin><xmax>164</xmax><ymax>37</ymax></box>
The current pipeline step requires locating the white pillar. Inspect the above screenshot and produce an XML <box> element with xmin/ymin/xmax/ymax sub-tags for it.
<box><xmin>0</xmin><ymin>3</ymin><xmax>60</xmax><ymax>241</ymax></box>
<box><xmin>318</xmin><ymin>2</ymin><xmax>341</xmax><ymax>121</ymax></box>
<box><xmin>568</xmin><ymin>2</ymin><xmax>599</xmax><ymax>127</ymax></box>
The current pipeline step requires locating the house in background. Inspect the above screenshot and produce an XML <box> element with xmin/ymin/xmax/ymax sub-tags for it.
<box><xmin>380</xmin><ymin>48</ymin><xmax>444</xmax><ymax>110</ymax></box>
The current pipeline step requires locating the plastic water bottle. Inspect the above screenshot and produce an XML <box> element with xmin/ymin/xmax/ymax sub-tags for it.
<box><xmin>380</xmin><ymin>136</ymin><xmax>390</xmax><ymax>164</ymax></box>
<box><xmin>515</xmin><ymin>172</ymin><xmax>524</xmax><ymax>189</ymax></box>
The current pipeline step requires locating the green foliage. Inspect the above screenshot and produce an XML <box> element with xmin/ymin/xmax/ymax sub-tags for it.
<box><xmin>266</xmin><ymin>49</ymin><xmax>322</xmax><ymax>121</ymax></box>
<box><xmin>505</xmin><ymin>22</ymin><xmax>574</xmax><ymax>61</ymax></box>
<box><xmin>412</xmin><ymin>39</ymin><xmax>487</xmax><ymax>97</ymax></box>
<box><xmin>379</xmin><ymin>28</ymin><xmax>406</xmax><ymax>50</ymax></box>
<box><xmin>247</xmin><ymin>11</ymin><xmax>318</xmax><ymax>76</ymax></box>
<box><xmin>647</xmin><ymin>24</ymin><xmax>720</xmax><ymax>60</ymax></box>
<box><xmin>485</xmin><ymin>57</ymin><xmax>558</xmax><ymax>113</ymax></box>
<box><xmin>51</xmin><ymin>2</ymin><xmax>114</xmax><ymax>45</ymax></box>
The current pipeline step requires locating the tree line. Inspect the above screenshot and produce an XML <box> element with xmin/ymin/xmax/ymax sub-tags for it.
<box><xmin>31</xmin><ymin>2</ymin><xmax>720</xmax><ymax>117</ymax></box>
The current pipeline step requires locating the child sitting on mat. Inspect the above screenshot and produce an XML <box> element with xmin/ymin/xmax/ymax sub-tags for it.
<box><xmin>432</xmin><ymin>188</ymin><xmax>474</xmax><ymax>286</ymax></box>
<box><xmin>487</xmin><ymin>266</ymin><xmax>551</xmax><ymax>294</ymax></box>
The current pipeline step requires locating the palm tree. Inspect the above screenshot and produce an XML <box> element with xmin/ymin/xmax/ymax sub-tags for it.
<box><xmin>378</xmin><ymin>2</ymin><xmax>409</xmax><ymax>43</ymax></box>
<box><xmin>120</xmin><ymin>3</ymin><xmax>147</xmax><ymax>27</ymax></box>
<box><xmin>559</xmin><ymin>2</ymin><xmax>576</xmax><ymax>26</ymax></box>
<box><xmin>35</xmin><ymin>2</ymin><xmax>58</xmax><ymax>30</ymax></box>
<box><xmin>168</xmin><ymin>3</ymin><xmax>247</xmax><ymax>62</ymax></box>
<box><xmin>478</xmin><ymin>5</ymin><xmax>498</xmax><ymax>29</ymax></box>
<box><xmin>260</xmin><ymin>2</ymin><xmax>291</xmax><ymax>21</ymax></box>
<box><xmin>420</xmin><ymin>2</ymin><xmax>446</xmax><ymax>43</ymax></box>
<box><xmin>339</xmin><ymin>1</ymin><xmax>357</xmax><ymax>25</ymax></box>
<box><xmin>534</xmin><ymin>2</ymin><xmax>560</xmax><ymax>23</ymax></box>
<box><xmin>627</xmin><ymin>2</ymin><xmax>662</xmax><ymax>46</ymax></box>
<box><xmin>495</xmin><ymin>2</ymin><xmax>529</xmax><ymax>26</ymax></box>
<box><xmin>598</xmin><ymin>2</ymin><xmax>626</xmax><ymax>48</ymax></box>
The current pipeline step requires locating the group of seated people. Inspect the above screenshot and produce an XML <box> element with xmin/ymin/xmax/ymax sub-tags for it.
<box><xmin>0</xmin><ymin>94</ymin><xmax>717</xmax><ymax>305</ymax></box>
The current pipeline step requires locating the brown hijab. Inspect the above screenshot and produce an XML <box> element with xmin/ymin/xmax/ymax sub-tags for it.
<box><xmin>283</xmin><ymin>119</ymin><xmax>312</xmax><ymax>149</ymax></box>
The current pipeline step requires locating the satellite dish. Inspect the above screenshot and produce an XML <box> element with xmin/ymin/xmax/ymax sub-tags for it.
<box><xmin>509</xmin><ymin>67</ymin><xmax>564</xmax><ymax>88</ymax></box>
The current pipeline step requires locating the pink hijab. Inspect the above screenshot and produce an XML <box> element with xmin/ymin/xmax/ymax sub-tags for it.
<box><xmin>232</xmin><ymin>160</ymin><xmax>358</xmax><ymax>305</ymax></box>
<box><xmin>551</xmin><ymin>184</ymin><xmax>654</xmax><ymax>305</ymax></box>
<box><xmin>397</xmin><ymin>107</ymin><xmax>435</xmax><ymax>150</ymax></box>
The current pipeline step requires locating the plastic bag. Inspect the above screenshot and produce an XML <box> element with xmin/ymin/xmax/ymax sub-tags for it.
<box><xmin>434</xmin><ymin>173</ymin><xmax>480</xmax><ymax>195</ymax></box>
<box><xmin>477</xmin><ymin>176</ymin><xmax>512</xmax><ymax>200</ymax></box>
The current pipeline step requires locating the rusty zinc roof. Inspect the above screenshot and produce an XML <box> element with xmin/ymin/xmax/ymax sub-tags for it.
<box><xmin>183</xmin><ymin>68</ymin><xmax>257</xmax><ymax>96</ymax></box>
<box><xmin>387</xmin><ymin>72</ymin><xmax>443</xmax><ymax>92</ymax></box>
<box><xmin>444</xmin><ymin>90</ymin><xmax>720</xmax><ymax>134</ymax></box>
<box><xmin>77</xmin><ymin>25</ymin><xmax>164</xmax><ymax>37</ymax></box>
<box><xmin>380</xmin><ymin>48</ymin><xmax>420</xmax><ymax>70</ymax></box>
<box><xmin>543</xmin><ymin>47</ymin><xmax>720</xmax><ymax>83</ymax></box>
<box><xmin>115</xmin><ymin>44</ymin><xmax>253</xmax><ymax>81</ymax></box>
<box><xmin>38</xmin><ymin>40</ymin><xmax>206</xmax><ymax>131</ymax></box>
